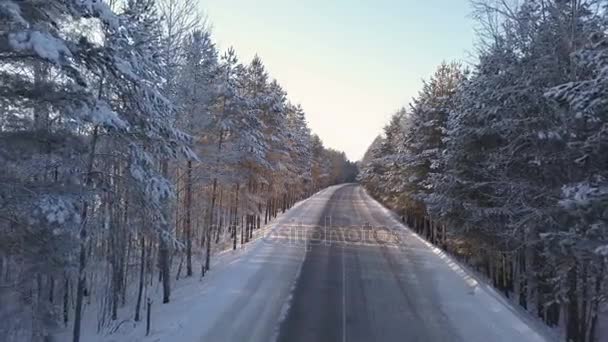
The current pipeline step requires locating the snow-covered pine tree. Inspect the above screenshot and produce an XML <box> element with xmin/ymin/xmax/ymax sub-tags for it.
<box><xmin>545</xmin><ymin>14</ymin><xmax>608</xmax><ymax>341</ymax></box>
<box><xmin>310</xmin><ymin>134</ymin><xmax>329</xmax><ymax>190</ymax></box>
<box><xmin>376</xmin><ymin>109</ymin><xmax>410</xmax><ymax>208</ymax></box>
<box><xmin>285</xmin><ymin>103</ymin><xmax>313</xmax><ymax>197</ymax></box>
<box><xmin>358</xmin><ymin>135</ymin><xmax>386</xmax><ymax>195</ymax></box>
<box><xmin>174</xmin><ymin>28</ymin><xmax>219</xmax><ymax>275</ymax></box>
<box><xmin>0</xmin><ymin>1</ymin><xmax>126</xmax><ymax>340</ymax></box>
<box><xmin>241</xmin><ymin>56</ymin><xmax>275</xmax><ymax>224</ymax></box>
<box><xmin>403</xmin><ymin>62</ymin><xmax>464</xmax><ymax>217</ymax></box>
<box><xmin>263</xmin><ymin>79</ymin><xmax>294</xmax><ymax>214</ymax></box>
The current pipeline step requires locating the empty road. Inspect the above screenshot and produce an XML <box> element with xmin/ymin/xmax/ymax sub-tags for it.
<box><xmin>197</xmin><ymin>184</ymin><xmax>552</xmax><ymax>342</ymax></box>
<box><xmin>276</xmin><ymin>184</ymin><xmax>551</xmax><ymax>342</ymax></box>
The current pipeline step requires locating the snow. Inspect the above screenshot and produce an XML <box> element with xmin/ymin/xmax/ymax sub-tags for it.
<box><xmin>36</xmin><ymin>195</ymin><xmax>81</xmax><ymax>227</ymax></box>
<box><xmin>8</xmin><ymin>30</ymin><xmax>72</xmax><ymax>65</ymax></box>
<box><xmin>559</xmin><ymin>182</ymin><xmax>599</xmax><ymax>209</ymax></box>
<box><xmin>114</xmin><ymin>58</ymin><xmax>139</xmax><ymax>81</ymax></box>
<box><xmin>78</xmin><ymin>0</ymin><xmax>119</xmax><ymax>29</ymax></box>
<box><xmin>145</xmin><ymin>176</ymin><xmax>173</xmax><ymax>204</ymax></box>
<box><xmin>0</xmin><ymin>0</ymin><xmax>27</xmax><ymax>27</ymax></box>
<box><xmin>89</xmin><ymin>100</ymin><xmax>128</xmax><ymax>130</ymax></box>
<box><xmin>595</xmin><ymin>245</ymin><xmax>608</xmax><ymax>256</ymax></box>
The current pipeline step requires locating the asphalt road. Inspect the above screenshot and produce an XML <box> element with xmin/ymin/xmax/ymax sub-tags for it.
<box><xmin>197</xmin><ymin>184</ymin><xmax>551</xmax><ymax>342</ymax></box>
<box><xmin>276</xmin><ymin>184</ymin><xmax>551</xmax><ymax>342</ymax></box>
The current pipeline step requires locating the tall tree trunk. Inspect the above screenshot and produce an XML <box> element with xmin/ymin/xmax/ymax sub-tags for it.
<box><xmin>110</xmin><ymin>194</ymin><xmax>119</xmax><ymax>321</ymax></box>
<box><xmin>63</xmin><ymin>274</ymin><xmax>69</xmax><ymax>327</ymax></box>
<box><xmin>73</xmin><ymin>241</ymin><xmax>87</xmax><ymax>342</ymax></box>
<box><xmin>282</xmin><ymin>193</ymin><xmax>287</xmax><ymax>213</ymax></box>
<box><xmin>250</xmin><ymin>215</ymin><xmax>254</xmax><ymax>240</ymax></box>
<box><xmin>206</xmin><ymin>179</ymin><xmax>218</xmax><ymax>272</ymax></box>
<box><xmin>233</xmin><ymin>183</ymin><xmax>240</xmax><ymax>250</ymax></box>
<box><xmin>524</xmin><ymin>226</ymin><xmax>538</xmax><ymax>316</ymax></box>
<box><xmin>122</xmin><ymin>231</ymin><xmax>131</xmax><ymax>306</ymax></box>
<box><xmin>587</xmin><ymin>263</ymin><xmax>603</xmax><ymax>342</ymax></box>
<box><xmin>135</xmin><ymin>235</ymin><xmax>146</xmax><ymax>322</ymax></box>
<box><xmin>48</xmin><ymin>275</ymin><xmax>54</xmax><ymax>303</ymax></box>
<box><xmin>264</xmin><ymin>198</ymin><xmax>269</xmax><ymax>225</ymax></box>
<box><xmin>513</xmin><ymin>252</ymin><xmax>521</xmax><ymax>306</ymax></box>
<box><xmin>240</xmin><ymin>215</ymin><xmax>244</xmax><ymax>245</ymax></box>
<box><xmin>244</xmin><ymin>215</ymin><xmax>250</xmax><ymax>243</ymax></box>
<box><xmin>215</xmin><ymin>187</ymin><xmax>223</xmax><ymax>243</ymax></box>
<box><xmin>73</xmin><ymin>125</ymin><xmax>99</xmax><ymax>342</ymax></box>
<box><xmin>185</xmin><ymin>160</ymin><xmax>193</xmax><ymax>277</ymax></box>
<box><xmin>159</xmin><ymin>160</ymin><xmax>172</xmax><ymax>304</ymax></box>
<box><xmin>159</xmin><ymin>236</ymin><xmax>171</xmax><ymax>303</ymax></box>
<box><xmin>565</xmin><ymin>264</ymin><xmax>579</xmax><ymax>342</ymax></box>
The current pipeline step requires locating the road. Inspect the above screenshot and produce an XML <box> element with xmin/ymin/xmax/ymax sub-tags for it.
<box><xmin>195</xmin><ymin>183</ymin><xmax>552</xmax><ymax>342</ymax></box>
<box><xmin>275</xmin><ymin>184</ymin><xmax>551</xmax><ymax>342</ymax></box>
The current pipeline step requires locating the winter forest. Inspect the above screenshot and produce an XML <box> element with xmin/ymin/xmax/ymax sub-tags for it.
<box><xmin>358</xmin><ymin>1</ymin><xmax>608</xmax><ymax>341</ymax></box>
<box><xmin>0</xmin><ymin>0</ymin><xmax>357</xmax><ymax>341</ymax></box>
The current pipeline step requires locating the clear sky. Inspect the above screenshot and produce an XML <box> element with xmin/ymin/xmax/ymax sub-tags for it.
<box><xmin>200</xmin><ymin>0</ymin><xmax>477</xmax><ymax>161</ymax></box>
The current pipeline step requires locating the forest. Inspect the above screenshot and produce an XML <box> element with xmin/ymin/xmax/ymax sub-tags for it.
<box><xmin>359</xmin><ymin>1</ymin><xmax>608</xmax><ymax>341</ymax></box>
<box><xmin>0</xmin><ymin>1</ymin><xmax>357</xmax><ymax>341</ymax></box>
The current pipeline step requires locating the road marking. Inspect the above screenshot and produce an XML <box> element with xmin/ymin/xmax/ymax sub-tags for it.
<box><xmin>342</xmin><ymin>244</ymin><xmax>347</xmax><ymax>342</ymax></box>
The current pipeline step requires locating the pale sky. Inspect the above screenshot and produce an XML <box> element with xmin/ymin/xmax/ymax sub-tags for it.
<box><xmin>201</xmin><ymin>0</ymin><xmax>476</xmax><ymax>161</ymax></box>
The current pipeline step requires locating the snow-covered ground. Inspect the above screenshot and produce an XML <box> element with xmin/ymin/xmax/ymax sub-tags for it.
<box><xmin>356</xmin><ymin>186</ymin><xmax>559</xmax><ymax>342</ymax></box>
<box><xmin>55</xmin><ymin>186</ymin><xmax>338</xmax><ymax>342</ymax></box>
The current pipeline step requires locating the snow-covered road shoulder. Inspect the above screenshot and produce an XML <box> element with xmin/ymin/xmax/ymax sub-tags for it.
<box><xmin>358</xmin><ymin>187</ymin><xmax>559</xmax><ymax>342</ymax></box>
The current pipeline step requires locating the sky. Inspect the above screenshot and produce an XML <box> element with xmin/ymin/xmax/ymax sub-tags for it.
<box><xmin>201</xmin><ymin>0</ymin><xmax>477</xmax><ymax>161</ymax></box>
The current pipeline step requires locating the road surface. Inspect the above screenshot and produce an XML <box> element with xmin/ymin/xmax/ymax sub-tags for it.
<box><xmin>275</xmin><ymin>184</ymin><xmax>551</xmax><ymax>342</ymax></box>
<box><xmin>194</xmin><ymin>184</ymin><xmax>553</xmax><ymax>342</ymax></box>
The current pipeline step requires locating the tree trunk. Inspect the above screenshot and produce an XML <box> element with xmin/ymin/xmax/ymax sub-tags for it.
<box><xmin>282</xmin><ymin>193</ymin><xmax>287</xmax><ymax>213</ymax></box>
<box><xmin>185</xmin><ymin>160</ymin><xmax>193</xmax><ymax>277</ymax></box>
<box><xmin>72</xmin><ymin>242</ymin><xmax>87</xmax><ymax>342</ymax></box>
<box><xmin>135</xmin><ymin>236</ymin><xmax>146</xmax><ymax>322</ymax></box>
<box><xmin>159</xmin><ymin>160</ymin><xmax>172</xmax><ymax>304</ymax></box>
<box><xmin>63</xmin><ymin>274</ymin><xmax>69</xmax><ymax>327</ymax></box>
<box><xmin>146</xmin><ymin>298</ymin><xmax>152</xmax><ymax>336</ymax></box>
<box><xmin>206</xmin><ymin>179</ymin><xmax>218</xmax><ymax>272</ymax></box>
<box><xmin>264</xmin><ymin>198</ymin><xmax>269</xmax><ymax>225</ymax></box>
<box><xmin>110</xmin><ymin>196</ymin><xmax>119</xmax><ymax>321</ymax></box>
<box><xmin>240</xmin><ymin>215</ymin><xmax>244</xmax><ymax>245</ymax></box>
<box><xmin>122</xmin><ymin>231</ymin><xmax>131</xmax><ymax>306</ymax></box>
<box><xmin>233</xmin><ymin>183</ymin><xmax>240</xmax><ymax>250</ymax></box>
<box><xmin>565</xmin><ymin>265</ymin><xmax>580</xmax><ymax>342</ymax></box>
<box><xmin>513</xmin><ymin>253</ymin><xmax>521</xmax><ymax>306</ymax></box>
<box><xmin>244</xmin><ymin>215</ymin><xmax>249</xmax><ymax>243</ymax></box>
<box><xmin>159</xmin><ymin>236</ymin><xmax>171</xmax><ymax>303</ymax></box>
<box><xmin>524</xmin><ymin>226</ymin><xmax>538</xmax><ymax>316</ymax></box>
<box><xmin>73</xmin><ymin>125</ymin><xmax>99</xmax><ymax>342</ymax></box>
<box><xmin>48</xmin><ymin>275</ymin><xmax>54</xmax><ymax>303</ymax></box>
<box><xmin>215</xmin><ymin>187</ymin><xmax>223</xmax><ymax>243</ymax></box>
